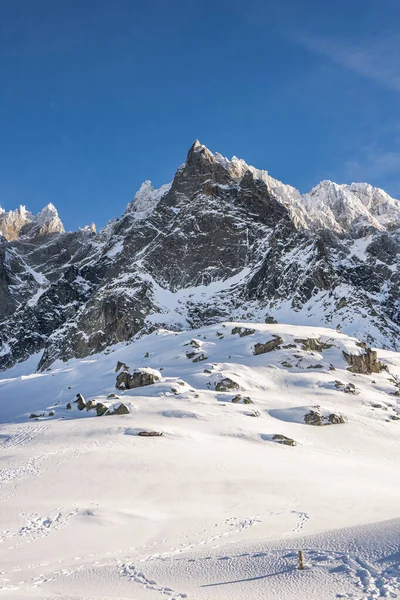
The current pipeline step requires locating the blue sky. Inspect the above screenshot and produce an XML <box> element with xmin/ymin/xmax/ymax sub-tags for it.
<box><xmin>0</xmin><ymin>0</ymin><xmax>399</xmax><ymax>230</ymax></box>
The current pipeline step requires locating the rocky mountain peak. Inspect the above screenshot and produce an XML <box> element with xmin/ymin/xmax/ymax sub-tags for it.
<box><xmin>36</xmin><ymin>202</ymin><xmax>59</xmax><ymax>224</ymax></box>
<box><xmin>302</xmin><ymin>180</ymin><xmax>400</xmax><ymax>237</ymax></box>
<box><xmin>0</xmin><ymin>202</ymin><xmax>65</xmax><ymax>241</ymax></box>
<box><xmin>0</xmin><ymin>140</ymin><xmax>400</xmax><ymax>374</ymax></box>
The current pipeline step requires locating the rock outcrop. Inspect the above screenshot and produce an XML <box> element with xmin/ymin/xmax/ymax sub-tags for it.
<box><xmin>215</xmin><ymin>377</ymin><xmax>240</xmax><ymax>392</ymax></box>
<box><xmin>116</xmin><ymin>368</ymin><xmax>161</xmax><ymax>390</ymax></box>
<box><xmin>106</xmin><ymin>402</ymin><xmax>130</xmax><ymax>415</ymax></box>
<box><xmin>304</xmin><ymin>407</ymin><xmax>345</xmax><ymax>426</ymax></box>
<box><xmin>1</xmin><ymin>140</ymin><xmax>400</xmax><ymax>373</ymax></box>
<box><xmin>253</xmin><ymin>337</ymin><xmax>283</xmax><ymax>355</ymax></box>
<box><xmin>342</xmin><ymin>348</ymin><xmax>386</xmax><ymax>374</ymax></box>
<box><xmin>75</xmin><ymin>393</ymin><xmax>86</xmax><ymax>411</ymax></box>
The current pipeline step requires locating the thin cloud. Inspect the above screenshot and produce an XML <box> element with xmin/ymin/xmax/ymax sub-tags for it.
<box><xmin>345</xmin><ymin>143</ymin><xmax>400</xmax><ymax>180</ymax></box>
<box><xmin>295</xmin><ymin>33</ymin><xmax>400</xmax><ymax>92</ymax></box>
<box><xmin>341</xmin><ymin>143</ymin><xmax>400</xmax><ymax>199</ymax></box>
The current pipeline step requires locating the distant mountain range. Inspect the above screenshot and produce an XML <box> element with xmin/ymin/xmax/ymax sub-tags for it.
<box><xmin>1</xmin><ymin>140</ymin><xmax>399</xmax><ymax>371</ymax></box>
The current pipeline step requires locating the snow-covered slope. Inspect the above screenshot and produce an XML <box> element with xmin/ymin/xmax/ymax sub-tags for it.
<box><xmin>1</xmin><ymin>322</ymin><xmax>400</xmax><ymax>598</ymax></box>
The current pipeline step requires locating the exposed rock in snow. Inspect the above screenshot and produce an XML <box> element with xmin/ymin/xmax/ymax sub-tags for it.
<box><xmin>0</xmin><ymin>140</ymin><xmax>400</xmax><ymax>372</ymax></box>
<box><xmin>116</xmin><ymin>367</ymin><xmax>162</xmax><ymax>390</ymax></box>
<box><xmin>125</xmin><ymin>180</ymin><xmax>171</xmax><ymax>219</ymax></box>
<box><xmin>302</xmin><ymin>180</ymin><xmax>400</xmax><ymax>237</ymax></box>
<box><xmin>254</xmin><ymin>337</ymin><xmax>283</xmax><ymax>354</ymax></box>
<box><xmin>342</xmin><ymin>347</ymin><xmax>387</xmax><ymax>374</ymax></box>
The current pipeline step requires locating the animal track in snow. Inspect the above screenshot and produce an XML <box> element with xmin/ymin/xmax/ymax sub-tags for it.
<box><xmin>139</xmin><ymin>516</ymin><xmax>262</xmax><ymax>562</ymax></box>
<box><xmin>303</xmin><ymin>549</ymin><xmax>400</xmax><ymax>599</ymax></box>
<box><xmin>119</xmin><ymin>562</ymin><xmax>187</xmax><ymax>599</ymax></box>
<box><xmin>338</xmin><ymin>553</ymin><xmax>400</xmax><ymax>599</ymax></box>
<box><xmin>0</xmin><ymin>508</ymin><xmax>79</xmax><ymax>549</ymax></box>
<box><xmin>290</xmin><ymin>511</ymin><xmax>309</xmax><ymax>533</ymax></box>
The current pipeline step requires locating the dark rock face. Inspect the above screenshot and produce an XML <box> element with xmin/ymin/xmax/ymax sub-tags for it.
<box><xmin>294</xmin><ymin>338</ymin><xmax>333</xmax><ymax>352</ymax></box>
<box><xmin>116</xmin><ymin>368</ymin><xmax>160</xmax><ymax>390</ymax></box>
<box><xmin>192</xmin><ymin>353</ymin><xmax>208</xmax><ymax>363</ymax></box>
<box><xmin>231</xmin><ymin>394</ymin><xmax>242</xmax><ymax>403</ymax></box>
<box><xmin>304</xmin><ymin>408</ymin><xmax>345</xmax><ymax>426</ymax></box>
<box><xmin>95</xmin><ymin>403</ymin><xmax>108</xmax><ymax>416</ymax></box>
<box><xmin>215</xmin><ymin>377</ymin><xmax>240</xmax><ymax>392</ymax></box>
<box><xmin>253</xmin><ymin>337</ymin><xmax>283</xmax><ymax>355</ymax></box>
<box><xmin>342</xmin><ymin>348</ymin><xmax>386</xmax><ymax>374</ymax></box>
<box><xmin>75</xmin><ymin>393</ymin><xmax>86</xmax><ymax>411</ymax></box>
<box><xmin>1</xmin><ymin>140</ymin><xmax>400</xmax><ymax>372</ymax></box>
<box><xmin>232</xmin><ymin>327</ymin><xmax>256</xmax><ymax>337</ymax></box>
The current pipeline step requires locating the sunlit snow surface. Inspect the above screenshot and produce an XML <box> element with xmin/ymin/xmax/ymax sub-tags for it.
<box><xmin>1</xmin><ymin>322</ymin><xmax>400</xmax><ymax>599</ymax></box>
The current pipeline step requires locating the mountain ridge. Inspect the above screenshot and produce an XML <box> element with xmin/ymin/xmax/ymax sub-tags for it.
<box><xmin>1</xmin><ymin>140</ymin><xmax>399</xmax><ymax>372</ymax></box>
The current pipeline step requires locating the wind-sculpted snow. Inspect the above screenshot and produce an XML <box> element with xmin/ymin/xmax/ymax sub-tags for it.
<box><xmin>0</xmin><ymin>322</ymin><xmax>400</xmax><ymax>598</ymax></box>
<box><xmin>0</xmin><ymin>140</ymin><xmax>400</xmax><ymax>372</ymax></box>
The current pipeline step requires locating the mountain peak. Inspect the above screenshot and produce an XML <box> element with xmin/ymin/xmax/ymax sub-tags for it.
<box><xmin>36</xmin><ymin>202</ymin><xmax>60</xmax><ymax>224</ymax></box>
<box><xmin>0</xmin><ymin>203</ymin><xmax>64</xmax><ymax>241</ymax></box>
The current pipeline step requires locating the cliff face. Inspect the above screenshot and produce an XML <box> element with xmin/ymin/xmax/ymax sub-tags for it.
<box><xmin>1</xmin><ymin>140</ymin><xmax>400</xmax><ymax>372</ymax></box>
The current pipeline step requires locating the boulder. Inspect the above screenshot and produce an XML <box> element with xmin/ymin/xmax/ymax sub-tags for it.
<box><xmin>294</xmin><ymin>338</ymin><xmax>333</xmax><ymax>352</ymax></box>
<box><xmin>95</xmin><ymin>402</ymin><xmax>108</xmax><ymax>416</ymax></box>
<box><xmin>231</xmin><ymin>326</ymin><xmax>256</xmax><ymax>337</ymax></box>
<box><xmin>265</xmin><ymin>316</ymin><xmax>278</xmax><ymax>324</ymax></box>
<box><xmin>215</xmin><ymin>377</ymin><xmax>240</xmax><ymax>392</ymax></box>
<box><xmin>343</xmin><ymin>383</ymin><xmax>358</xmax><ymax>395</ymax></box>
<box><xmin>66</xmin><ymin>402</ymin><xmax>72</xmax><ymax>410</ymax></box>
<box><xmin>253</xmin><ymin>336</ymin><xmax>283</xmax><ymax>355</ymax></box>
<box><xmin>272</xmin><ymin>434</ymin><xmax>296</xmax><ymax>447</ymax></box>
<box><xmin>115</xmin><ymin>361</ymin><xmax>128</xmax><ymax>373</ymax></box>
<box><xmin>116</xmin><ymin>367</ymin><xmax>161</xmax><ymax>390</ymax></box>
<box><xmin>244</xmin><ymin>410</ymin><xmax>260</xmax><ymax>417</ymax></box>
<box><xmin>342</xmin><ymin>348</ymin><xmax>386</xmax><ymax>374</ymax></box>
<box><xmin>304</xmin><ymin>408</ymin><xmax>345</xmax><ymax>426</ymax></box>
<box><xmin>192</xmin><ymin>352</ymin><xmax>208</xmax><ymax>363</ymax></box>
<box><xmin>107</xmin><ymin>393</ymin><xmax>118</xmax><ymax>399</ymax></box>
<box><xmin>327</xmin><ymin>413</ymin><xmax>345</xmax><ymax>424</ymax></box>
<box><xmin>48</xmin><ymin>410</ymin><xmax>55</xmax><ymax>417</ymax></box>
<box><xmin>185</xmin><ymin>338</ymin><xmax>201</xmax><ymax>349</ymax></box>
<box><xmin>243</xmin><ymin>396</ymin><xmax>253</xmax><ymax>404</ymax></box>
<box><xmin>29</xmin><ymin>413</ymin><xmax>41</xmax><ymax>419</ymax></box>
<box><xmin>75</xmin><ymin>393</ymin><xmax>86</xmax><ymax>411</ymax></box>
<box><xmin>106</xmin><ymin>402</ymin><xmax>129</xmax><ymax>416</ymax></box>
<box><xmin>138</xmin><ymin>431</ymin><xmax>163</xmax><ymax>437</ymax></box>
<box><xmin>231</xmin><ymin>394</ymin><xmax>242</xmax><ymax>403</ymax></box>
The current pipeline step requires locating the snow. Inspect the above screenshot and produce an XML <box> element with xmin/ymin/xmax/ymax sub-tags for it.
<box><xmin>0</xmin><ymin>202</ymin><xmax>65</xmax><ymax>240</ymax></box>
<box><xmin>1</xmin><ymin>321</ymin><xmax>400</xmax><ymax>598</ymax></box>
<box><xmin>191</xmin><ymin>141</ymin><xmax>400</xmax><ymax>236</ymax></box>
<box><xmin>126</xmin><ymin>180</ymin><xmax>172</xmax><ymax>219</ymax></box>
<box><xmin>35</xmin><ymin>202</ymin><xmax>59</xmax><ymax>225</ymax></box>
